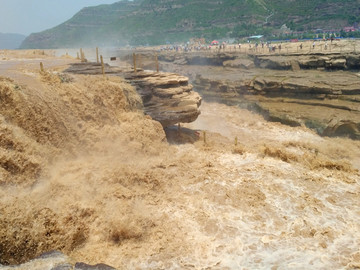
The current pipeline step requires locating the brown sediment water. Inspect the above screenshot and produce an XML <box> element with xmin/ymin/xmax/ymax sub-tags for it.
<box><xmin>0</xmin><ymin>52</ymin><xmax>360</xmax><ymax>269</ymax></box>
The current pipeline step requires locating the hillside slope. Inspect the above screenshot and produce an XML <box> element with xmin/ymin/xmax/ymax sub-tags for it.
<box><xmin>20</xmin><ymin>0</ymin><xmax>360</xmax><ymax>49</ymax></box>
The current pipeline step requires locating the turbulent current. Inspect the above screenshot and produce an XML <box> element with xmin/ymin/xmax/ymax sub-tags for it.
<box><xmin>0</xmin><ymin>51</ymin><xmax>359</xmax><ymax>269</ymax></box>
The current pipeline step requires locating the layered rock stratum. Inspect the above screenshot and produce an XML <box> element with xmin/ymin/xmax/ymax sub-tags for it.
<box><xmin>65</xmin><ymin>62</ymin><xmax>201</xmax><ymax>127</ymax></box>
<box><xmin>154</xmin><ymin>44</ymin><xmax>360</xmax><ymax>139</ymax></box>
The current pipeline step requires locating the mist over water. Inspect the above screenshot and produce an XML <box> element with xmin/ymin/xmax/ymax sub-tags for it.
<box><xmin>0</xmin><ymin>49</ymin><xmax>360</xmax><ymax>269</ymax></box>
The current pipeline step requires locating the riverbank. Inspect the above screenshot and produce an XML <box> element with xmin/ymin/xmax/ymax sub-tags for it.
<box><xmin>146</xmin><ymin>45</ymin><xmax>360</xmax><ymax>140</ymax></box>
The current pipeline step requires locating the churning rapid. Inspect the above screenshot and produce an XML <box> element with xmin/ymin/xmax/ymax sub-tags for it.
<box><xmin>0</xmin><ymin>51</ymin><xmax>360</xmax><ymax>269</ymax></box>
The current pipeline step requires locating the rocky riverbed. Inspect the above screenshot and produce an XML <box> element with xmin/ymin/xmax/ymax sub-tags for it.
<box><xmin>150</xmin><ymin>48</ymin><xmax>360</xmax><ymax>140</ymax></box>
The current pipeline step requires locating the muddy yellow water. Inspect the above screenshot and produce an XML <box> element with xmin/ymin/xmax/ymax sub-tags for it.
<box><xmin>0</xmin><ymin>54</ymin><xmax>359</xmax><ymax>269</ymax></box>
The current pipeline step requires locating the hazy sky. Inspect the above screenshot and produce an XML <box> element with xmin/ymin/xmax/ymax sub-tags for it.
<box><xmin>0</xmin><ymin>0</ymin><xmax>120</xmax><ymax>36</ymax></box>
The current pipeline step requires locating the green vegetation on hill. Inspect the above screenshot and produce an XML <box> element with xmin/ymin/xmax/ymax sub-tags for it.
<box><xmin>20</xmin><ymin>0</ymin><xmax>360</xmax><ymax>49</ymax></box>
<box><xmin>269</xmin><ymin>0</ymin><xmax>360</xmax><ymax>30</ymax></box>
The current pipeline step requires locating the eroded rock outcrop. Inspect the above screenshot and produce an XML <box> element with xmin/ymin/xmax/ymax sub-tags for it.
<box><xmin>159</xmin><ymin>51</ymin><xmax>360</xmax><ymax>71</ymax></box>
<box><xmin>120</xmin><ymin>50</ymin><xmax>360</xmax><ymax>139</ymax></box>
<box><xmin>65</xmin><ymin>63</ymin><xmax>201</xmax><ymax>127</ymax></box>
<box><xmin>125</xmin><ymin>71</ymin><xmax>201</xmax><ymax>127</ymax></box>
<box><xmin>159</xmin><ymin>52</ymin><xmax>236</xmax><ymax>66</ymax></box>
<box><xmin>254</xmin><ymin>53</ymin><xmax>360</xmax><ymax>70</ymax></box>
<box><xmin>191</xmin><ymin>67</ymin><xmax>360</xmax><ymax>139</ymax></box>
<box><xmin>223</xmin><ymin>58</ymin><xmax>255</xmax><ymax>69</ymax></box>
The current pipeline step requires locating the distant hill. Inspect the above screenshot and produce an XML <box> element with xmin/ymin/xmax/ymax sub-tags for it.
<box><xmin>0</xmin><ymin>33</ymin><xmax>26</xmax><ymax>49</ymax></box>
<box><xmin>20</xmin><ymin>0</ymin><xmax>360</xmax><ymax>49</ymax></box>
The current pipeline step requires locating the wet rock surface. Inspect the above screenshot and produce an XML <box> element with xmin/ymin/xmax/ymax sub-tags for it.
<box><xmin>0</xmin><ymin>251</ymin><xmax>117</xmax><ymax>270</ymax></box>
<box><xmin>74</xmin><ymin>262</ymin><xmax>116</xmax><ymax>270</ymax></box>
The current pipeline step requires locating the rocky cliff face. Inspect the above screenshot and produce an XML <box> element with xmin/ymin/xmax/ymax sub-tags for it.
<box><xmin>158</xmin><ymin>50</ymin><xmax>360</xmax><ymax>139</ymax></box>
<box><xmin>160</xmin><ymin>50</ymin><xmax>360</xmax><ymax>71</ymax></box>
<box><xmin>125</xmin><ymin>71</ymin><xmax>201</xmax><ymax>127</ymax></box>
<box><xmin>254</xmin><ymin>53</ymin><xmax>360</xmax><ymax>71</ymax></box>
<box><xmin>65</xmin><ymin>62</ymin><xmax>201</xmax><ymax>127</ymax></box>
<box><xmin>193</xmin><ymin>73</ymin><xmax>360</xmax><ymax>138</ymax></box>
